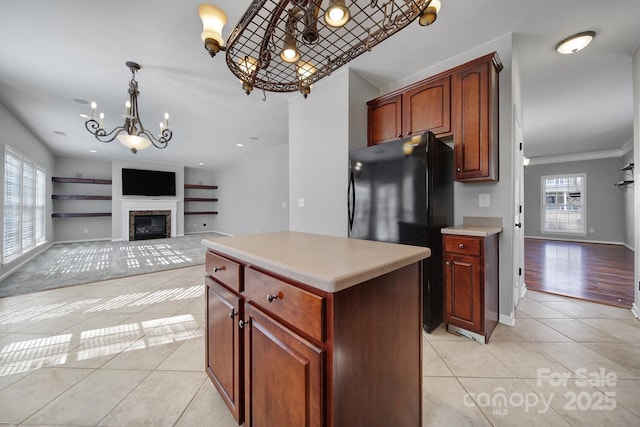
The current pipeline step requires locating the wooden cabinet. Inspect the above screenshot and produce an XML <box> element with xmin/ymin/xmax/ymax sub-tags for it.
<box><xmin>205</xmin><ymin>277</ymin><xmax>243</xmax><ymax>422</ymax></box>
<box><xmin>367</xmin><ymin>75</ymin><xmax>451</xmax><ymax>146</ymax></box>
<box><xmin>452</xmin><ymin>54</ymin><xmax>501</xmax><ymax>182</ymax></box>
<box><xmin>402</xmin><ymin>75</ymin><xmax>451</xmax><ymax>138</ymax></box>
<box><xmin>205</xmin><ymin>243</ymin><xmax>423</xmax><ymax>426</ymax></box>
<box><xmin>367</xmin><ymin>93</ymin><xmax>402</xmax><ymax>145</ymax></box>
<box><xmin>244</xmin><ymin>305</ymin><xmax>324</xmax><ymax>427</ymax></box>
<box><xmin>443</xmin><ymin>233</ymin><xmax>499</xmax><ymax>343</ymax></box>
<box><xmin>366</xmin><ymin>52</ymin><xmax>501</xmax><ymax>182</ymax></box>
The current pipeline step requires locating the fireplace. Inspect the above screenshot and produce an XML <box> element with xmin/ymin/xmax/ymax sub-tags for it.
<box><xmin>129</xmin><ymin>210</ymin><xmax>171</xmax><ymax>241</ymax></box>
<box><xmin>121</xmin><ymin>199</ymin><xmax>179</xmax><ymax>241</ymax></box>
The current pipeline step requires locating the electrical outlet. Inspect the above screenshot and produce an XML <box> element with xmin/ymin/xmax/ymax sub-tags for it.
<box><xmin>298</xmin><ymin>198</ymin><xmax>305</xmax><ymax>207</ymax></box>
<box><xmin>479</xmin><ymin>194</ymin><xmax>490</xmax><ymax>208</ymax></box>
<box><xmin>589</xmin><ymin>227</ymin><xmax>595</xmax><ymax>233</ymax></box>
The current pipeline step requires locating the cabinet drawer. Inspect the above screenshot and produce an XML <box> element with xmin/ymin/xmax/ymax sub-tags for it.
<box><xmin>206</xmin><ymin>251</ymin><xmax>242</xmax><ymax>292</ymax></box>
<box><xmin>444</xmin><ymin>235</ymin><xmax>481</xmax><ymax>257</ymax></box>
<box><xmin>245</xmin><ymin>268</ymin><xmax>325</xmax><ymax>343</ymax></box>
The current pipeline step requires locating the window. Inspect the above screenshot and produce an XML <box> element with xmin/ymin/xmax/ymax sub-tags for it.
<box><xmin>541</xmin><ymin>173</ymin><xmax>586</xmax><ymax>235</ymax></box>
<box><xmin>3</xmin><ymin>146</ymin><xmax>46</xmax><ymax>263</ymax></box>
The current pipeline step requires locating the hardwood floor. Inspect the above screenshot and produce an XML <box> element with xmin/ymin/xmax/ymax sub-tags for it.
<box><xmin>525</xmin><ymin>238</ymin><xmax>635</xmax><ymax>308</ymax></box>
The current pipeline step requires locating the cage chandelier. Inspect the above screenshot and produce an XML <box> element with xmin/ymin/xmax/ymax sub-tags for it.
<box><xmin>198</xmin><ymin>0</ymin><xmax>442</xmax><ymax>98</ymax></box>
<box><xmin>84</xmin><ymin>61</ymin><xmax>173</xmax><ymax>154</ymax></box>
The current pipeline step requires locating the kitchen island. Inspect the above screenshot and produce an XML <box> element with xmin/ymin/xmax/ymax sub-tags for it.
<box><xmin>202</xmin><ymin>231</ymin><xmax>429</xmax><ymax>426</ymax></box>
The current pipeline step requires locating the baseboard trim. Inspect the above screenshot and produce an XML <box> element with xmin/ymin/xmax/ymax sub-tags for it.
<box><xmin>525</xmin><ymin>235</ymin><xmax>625</xmax><ymax>246</ymax></box>
<box><xmin>499</xmin><ymin>313</ymin><xmax>516</xmax><ymax>326</ymax></box>
<box><xmin>632</xmin><ymin>303</ymin><xmax>639</xmax><ymax>320</ymax></box>
<box><xmin>55</xmin><ymin>237</ymin><xmax>112</xmax><ymax>245</ymax></box>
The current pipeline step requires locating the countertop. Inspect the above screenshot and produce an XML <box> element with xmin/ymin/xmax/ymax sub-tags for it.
<box><xmin>441</xmin><ymin>225</ymin><xmax>503</xmax><ymax>237</ymax></box>
<box><xmin>201</xmin><ymin>231</ymin><xmax>430</xmax><ymax>293</ymax></box>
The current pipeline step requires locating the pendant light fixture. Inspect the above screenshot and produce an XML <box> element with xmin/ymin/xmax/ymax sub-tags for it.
<box><xmin>198</xmin><ymin>0</ymin><xmax>443</xmax><ymax>98</ymax></box>
<box><xmin>84</xmin><ymin>61</ymin><xmax>172</xmax><ymax>154</ymax></box>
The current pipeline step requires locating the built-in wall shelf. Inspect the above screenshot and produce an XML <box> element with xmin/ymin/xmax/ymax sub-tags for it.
<box><xmin>52</xmin><ymin>212</ymin><xmax>112</xmax><ymax>218</ymax></box>
<box><xmin>51</xmin><ymin>176</ymin><xmax>112</xmax><ymax>218</ymax></box>
<box><xmin>184</xmin><ymin>183</ymin><xmax>218</xmax><ymax>215</ymax></box>
<box><xmin>615</xmin><ymin>163</ymin><xmax>634</xmax><ymax>190</ymax></box>
<box><xmin>52</xmin><ymin>195</ymin><xmax>112</xmax><ymax>200</ymax></box>
<box><xmin>184</xmin><ymin>211</ymin><xmax>219</xmax><ymax>215</ymax></box>
<box><xmin>52</xmin><ymin>177</ymin><xmax>112</xmax><ymax>185</ymax></box>
<box><xmin>184</xmin><ymin>184</ymin><xmax>218</xmax><ymax>190</ymax></box>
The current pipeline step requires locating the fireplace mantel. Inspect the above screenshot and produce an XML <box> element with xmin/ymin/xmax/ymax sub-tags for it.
<box><xmin>122</xmin><ymin>199</ymin><xmax>179</xmax><ymax>241</ymax></box>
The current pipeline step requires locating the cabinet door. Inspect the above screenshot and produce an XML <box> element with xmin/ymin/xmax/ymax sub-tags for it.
<box><xmin>452</xmin><ymin>59</ymin><xmax>497</xmax><ymax>182</ymax></box>
<box><xmin>244</xmin><ymin>305</ymin><xmax>324</xmax><ymax>427</ymax></box>
<box><xmin>444</xmin><ymin>255</ymin><xmax>483</xmax><ymax>334</ymax></box>
<box><xmin>367</xmin><ymin>93</ymin><xmax>402</xmax><ymax>146</ymax></box>
<box><xmin>206</xmin><ymin>277</ymin><xmax>243</xmax><ymax>423</ymax></box>
<box><xmin>402</xmin><ymin>75</ymin><xmax>451</xmax><ymax>137</ymax></box>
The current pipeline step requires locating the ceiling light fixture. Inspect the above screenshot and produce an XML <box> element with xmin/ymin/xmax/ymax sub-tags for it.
<box><xmin>555</xmin><ymin>31</ymin><xmax>596</xmax><ymax>54</ymax></box>
<box><xmin>84</xmin><ymin>61</ymin><xmax>173</xmax><ymax>154</ymax></box>
<box><xmin>198</xmin><ymin>0</ymin><xmax>442</xmax><ymax>98</ymax></box>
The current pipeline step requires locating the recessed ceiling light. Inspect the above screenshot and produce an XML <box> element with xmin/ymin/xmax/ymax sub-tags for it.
<box><xmin>89</xmin><ymin>149</ymin><xmax>98</xmax><ymax>154</ymax></box>
<box><xmin>555</xmin><ymin>31</ymin><xmax>596</xmax><ymax>54</ymax></box>
<box><xmin>73</xmin><ymin>98</ymin><xmax>90</xmax><ymax>105</ymax></box>
<box><xmin>198</xmin><ymin>162</ymin><xmax>205</xmax><ymax>166</ymax></box>
<box><xmin>236</xmin><ymin>143</ymin><xmax>244</xmax><ymax>147</ymax></box>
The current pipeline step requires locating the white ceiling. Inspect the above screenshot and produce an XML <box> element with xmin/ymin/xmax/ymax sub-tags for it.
<box><xmin>1</xmin><ymin>0</ymin><xmax>639</xmax><ymax>170</ymax></box>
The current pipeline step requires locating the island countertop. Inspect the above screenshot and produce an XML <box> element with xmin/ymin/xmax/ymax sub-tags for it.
<box><xmin>201</xmin><ymin>231</ymin><xmax>430</xmax><ymax>293</ymax></box>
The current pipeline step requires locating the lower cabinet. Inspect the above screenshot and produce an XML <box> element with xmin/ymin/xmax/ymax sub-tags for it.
<box><xmin>205</xmin><ymin>278</ymin><xmax>243</xmax><ymax>422</ymax></box>
<box><xmin>205</xmin><ymin>249</ymin><xmax>423</xmax><ymax>426</ymax></box>
<box><xmin>244</xmin><ymin>305</ymin><xmax>324</xmax><ymax>427</ymax></box>
<box><xmin>443</xmin><ymin>234</ymin><xmax>499</xmax><ymax>343</ymax></box>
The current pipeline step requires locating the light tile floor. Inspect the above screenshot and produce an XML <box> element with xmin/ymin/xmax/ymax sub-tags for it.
<box><xmin>1</xmin><ymin>266</ymin><xmax>639</xmax><ymax>426</ymax></box>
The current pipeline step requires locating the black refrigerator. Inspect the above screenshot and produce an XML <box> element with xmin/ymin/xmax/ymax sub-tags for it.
<box><xmin>348</xmin><ymin>131</ymin><xmax>453</xmax><ymax>332</ymax></box>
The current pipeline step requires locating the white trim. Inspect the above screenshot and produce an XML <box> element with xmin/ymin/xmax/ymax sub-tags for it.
<box><xmin>525</xmin><ymin>235</ymin><xmax>626</xmax><ymax>246</ymax></box>
<box><xmin>632</xmin><ymin>303</ymin><xmax>639</xmax><ymax>320</ymax></box>
<box><xmin>121</xmin><ymin>199</ymin><xmax>180</xmax><ymax>241</ymax></box>
<box><xmin>529</xmin><ymin>148</ymin><xmax>627</xmax><ymax>165</ymax></box>
<box><xmin>499</xmin><ymin>313</ymin><xmax>516</xmax><ymax>326</ymax></box>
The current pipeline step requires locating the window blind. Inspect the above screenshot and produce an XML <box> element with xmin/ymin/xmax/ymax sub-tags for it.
<box><xmin>3</xmin><ymin>146</ymin><xmax>46</xmax><ymax>263</ymax></box>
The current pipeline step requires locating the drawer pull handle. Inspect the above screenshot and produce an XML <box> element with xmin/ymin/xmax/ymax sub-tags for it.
<box><xmin>228</xmin><ymin>309</ymin><xmax>237</xmax><ymax>319</ymax></box>
<box><xmin>267</xmin><ymin>294</ymin><xmax>278</xmax><ymax>303</ymax></box>
<box><xmin>458</xmin><ymin>243</ymin><xmax>464</xmax><ymax>249</ymax></box>
<box><xmin>213</xmin><ymin>266</ymin><xmax>225</xmax><ymax>272</ymax></box>
<box><xmin>445</xmin><ymin>261</ymin><xmax>451</xmax><ymax>265</ymax></box>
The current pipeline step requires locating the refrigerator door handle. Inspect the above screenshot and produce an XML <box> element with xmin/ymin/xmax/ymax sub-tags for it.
<box><xmin>348</xmin><ymin>171</ymin><xmax>355</xmax><ymax>232</ymax></box>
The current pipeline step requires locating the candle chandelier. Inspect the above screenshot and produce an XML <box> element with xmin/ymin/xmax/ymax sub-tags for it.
<box><xmin>84</xmin><ymin>61</ymin><xmax>173</xmax><ymax>154</ymax></box>
<box><xmin>198</xmin><ymin>0</ymin><xmax>442</xmax><ymax>98</ymax></box>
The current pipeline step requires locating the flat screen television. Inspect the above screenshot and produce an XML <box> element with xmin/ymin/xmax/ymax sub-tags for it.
<box><xmin>122</xmin><ymin>168</ymin><xmax>176</xmax><ymax>196</ymax></box>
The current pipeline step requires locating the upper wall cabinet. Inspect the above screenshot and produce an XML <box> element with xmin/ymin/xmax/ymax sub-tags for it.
<box><xmin>367</xmin><ymin>75</ymin><xmax>451</xmax><ymax>146</ymax></box>
<box><xmin>367</xmin><ymin>52</ymin><xmax>502</xmax><ymax>183</ymax></box>
<box><xmin>452</xmin><ymin>54</ymin><xmax>501</xmax><ymax>182</ymax></box>
<box><xmin>367</xmin><ymin>93</ymin><xmax>402</xmax><ymax>145</ymax></box>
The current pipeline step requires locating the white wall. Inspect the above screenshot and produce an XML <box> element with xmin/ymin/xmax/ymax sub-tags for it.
<box><xmin>210</xmin><ymin>145</ymin><xmax>289</xmax><ymax>236</ymax></box>
<box><xmin>0</xmin><ymin>100</ymin><xmax>55</xmax><ymax>278</ymax></box>
<box><xmin>289</xmin><ymin>69</ymin><xmax>377</xmax><ymax>237</ymax></box>
<box><xmin>52</xmin><ymin>157</ymin><xmax>112</xmax><ymax>242</ymax></box>
<box><xmin>523</xmin><ymin>157</ymin><xmax>626</xmax><ymax>244</ymax></box>
<box><xmin>111</xmin><ymin>160</ymin><xmax>185</xmax><ymax>240</ymax></box>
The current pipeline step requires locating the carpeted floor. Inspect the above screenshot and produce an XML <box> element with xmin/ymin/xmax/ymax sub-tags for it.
<box><xmin>0</xmin><ymin>233</ymin><xmax>223</xmax><ymax>298</ymax></box>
